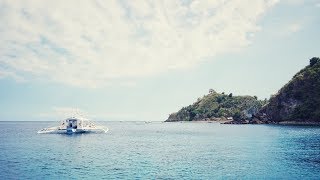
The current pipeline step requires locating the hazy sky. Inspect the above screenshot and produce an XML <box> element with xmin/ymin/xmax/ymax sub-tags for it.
<box><xmin>0</xmin><ymin>0</ymin><xmax>319</xmax><ymax>121</ymax></box>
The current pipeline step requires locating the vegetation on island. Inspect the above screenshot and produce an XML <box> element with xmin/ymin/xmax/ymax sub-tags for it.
<box><xmin>258</xmin><ymin>57</ymin><xmax>320</xmax><ymax>123</ymax></box>
<box><xmin>166</xmin><ymin>57</ymin><xmax>320</xmax><ymax>124</ymax></box>
<box><xmin>166</xmin><ymin>90</ymin><xmax>267</xmax><ymax>122</ymax></box>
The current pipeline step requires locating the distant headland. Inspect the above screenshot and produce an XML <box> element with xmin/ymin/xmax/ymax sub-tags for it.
<box><xmin>165</xmin><ymin>57</ymin><xmax>320</xmax><ymax>125</ymax></box>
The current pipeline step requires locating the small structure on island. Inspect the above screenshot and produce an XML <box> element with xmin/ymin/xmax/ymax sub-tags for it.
<box><xmin>227</xmin><ymin>117</ymin><xmax>233</xmax><ymax>121</ymax></box>
<box><xmin>209</xmin><ymin>89</ymin><xmax>216</xmax><ymax>94</ymax></box>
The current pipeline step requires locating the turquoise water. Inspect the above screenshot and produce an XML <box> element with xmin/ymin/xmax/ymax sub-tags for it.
<box><xmin>0</xmin><ymin>121</ymin><xmax>319</xmax><ymax>179</ymax></box>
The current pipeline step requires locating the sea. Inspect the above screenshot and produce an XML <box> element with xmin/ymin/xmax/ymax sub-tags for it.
<box><xmin>0</xmin><ymin>121</ymin><xmax>319</xmax><ymax>179</ymax></box>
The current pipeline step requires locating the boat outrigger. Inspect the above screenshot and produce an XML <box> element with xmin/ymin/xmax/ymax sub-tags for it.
<box><xmin>38</xmin><ymin>116</ymin><xmax>108</xmax><ymax>134</ymax></box>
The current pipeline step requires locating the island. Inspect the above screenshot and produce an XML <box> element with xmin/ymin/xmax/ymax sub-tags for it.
<box><xmin>166</xmin><ymin>57</ymin><xmax>320</xmax><ymax>125</ymax></box>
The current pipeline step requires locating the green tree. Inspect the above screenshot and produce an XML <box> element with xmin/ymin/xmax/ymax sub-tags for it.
<box><xmin>233</xmin><ymin>110</ymin><xmax>242</xmax><ymax>120</ymax></box>
<box><xmin>310</xmin><ymin>57</ymin><xmax>320</xmax><ymax>67</ymax></box>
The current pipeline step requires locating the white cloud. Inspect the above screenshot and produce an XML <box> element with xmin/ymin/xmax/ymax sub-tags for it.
<box><xmin>279</xmin><ymin>21</ymin><xmax>306</xmax><ymax>36</ymax></box>
<box><xmin>0</xmin><ymin>69</ymin><xmax>25</xmax><ymax>82</ymax></box>
<box><xmin>38</xmin><ymin>107</ymin><xmax>87</xmax><ymax>118</ymax></box>
<box><xmin>287</xmin><ymin>22</ymin><xmax>303</xmax><ymax>33</ymax></box>
<box><xmin>283</xmin><ymin>0</ymin><xmax>305</xmax><ymax>5</ymax></box>
<box><xmin>38</xmin><ymin>106</ymin><xmax>155</xmax><ymax>121</ymax></box>
<box><xmin>0</xmin><ymin>0</ymin><xmax>279</xmax><ymax>88</ymax></box>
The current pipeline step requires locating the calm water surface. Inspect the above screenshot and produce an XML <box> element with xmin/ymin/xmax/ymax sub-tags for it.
<box><xmin>0</xmin><ymin>121</ymin><xmax>319</xmax><ymax>179</ymax></box>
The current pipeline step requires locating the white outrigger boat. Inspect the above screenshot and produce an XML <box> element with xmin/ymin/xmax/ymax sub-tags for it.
<box><xmin>38</xmin><ymin>116</ymin><xmax>108</xmax><ymax>134</ymax></box>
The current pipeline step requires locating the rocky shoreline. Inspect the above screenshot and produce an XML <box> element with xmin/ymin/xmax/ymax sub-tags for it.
<box><xmin>165</xmin><ymin>117</ymin><xmax>231</xmax><ymax>123</ymax></box>
<box><xmin>223</xmin><ymin>120</ymin><xmax>320</xmax><ymax>125</ymax></box>
<box><xmin>166</xmin><ymin>118</ymin><xmax>320</xmax><ymax>126</ymax></box>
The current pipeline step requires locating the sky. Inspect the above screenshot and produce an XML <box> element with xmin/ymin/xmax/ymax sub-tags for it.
<box><xmin>0</xmin><ymin>0</ymin><xmax>319</xmax><ymax>121</ymax></box>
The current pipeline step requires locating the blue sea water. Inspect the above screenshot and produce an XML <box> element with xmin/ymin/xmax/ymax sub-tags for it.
<box><xmin>0</xmin><ymin>121</ymin><xmax>319</xmax><ymax>179</ymax></box>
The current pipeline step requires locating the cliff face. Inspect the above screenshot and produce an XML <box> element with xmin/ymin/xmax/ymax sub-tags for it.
<box><xmin>166</xmin><ymin>90</ymin><xmax>266</xmax><ymax>122</ymax></box>
<box><xmin>259</xmin><ymin>57</ymin><xmax>320</xmax><ymax>122</ymax></box>
<box><xmin>166</xmin><ymin>57</ymin><xmax>320</xmax><ymax>124</ymax></box>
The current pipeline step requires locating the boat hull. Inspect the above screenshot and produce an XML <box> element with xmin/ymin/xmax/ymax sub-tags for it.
<box><xmin>66</xmin><ymin>128</ymin><xmax>87</xmax><ymax>134</ymax></box>
<box><xmin>37</xmin><ymin>128</ymin><xmax>106</xmax><ymax>134</ymax></box>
